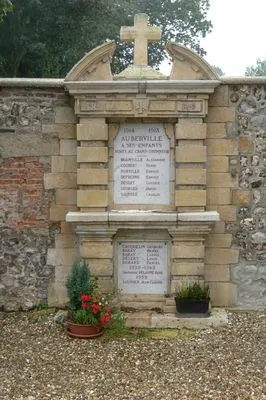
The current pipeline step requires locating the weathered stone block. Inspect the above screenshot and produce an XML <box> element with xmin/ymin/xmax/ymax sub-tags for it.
<box><xmin>44</xmin><ymin>173</ymin><xmax>77</xmax><ymax>189</ymax></box>
<box><xmin>48</xmin><ymin>282</ymin><xmax>67</xmax><ymax>307</ymax></box>
<box><xmin>212</xmin><ymin>221</ymin><xmax>225</xmax><ymax>234</ymax></box>
<box><xmin>47</xmin><ymin>248</ymin><xmax>79</xmax><ymax>266</ymax></box>
<box><xmin>77</xmin><ymin>168</ymin><xmax>108</xmax><ymax>185</ymax></box>
<box><xmin>51</xmin><ymin>156</ymin><xmax>77</xmax><ymax>173</ymax></box>
<box><xmin>207</xmin><ymin>188</ymin><xmax>231</xmax><ymax>205</ymax></box>
<box><xmin>204</xmin><ymin>265</ymin><xmax>230</xmax><ymax>282</ymax></box>
<box><xmin>206</xmin><ymin>107</ymin><xmax>235</xmax><ymax>123</ymax></box>
<box><xmin>77</xmin><ymin>147</ymin><xmax>108</xmax><ymax>163</ymax></box>
<box><xmin>54</xmin><ymin>265</ymin><xmax>72</xmax><ymax>283</ymax></box>
<box><xmin>175</xmin><ymin>123</ymin><xmax>207</xmax><ymax>139</ymax></box>
<box><xmin>42</xmin><ymin>124</ymin><xmax>76</xmax><ymax>139</ymax></box>
<box><xmin>77</xmin><ymin>120</ymin><xmax>108</xmax><ymax>140</ymax></box>
<box><xmin>208</xmin><ymin>85</ymin><xmax>229</xmax><ymax>107</ymax></box>
<box><xmin>208</xmin><ymin>282</ymin><xmax>237</xmax><ymax>306</ymax></box>
<box><xmin>60</xmin><ymin>139</ymin><xmax>77</xmax><ymax>156</ymax></box>
<box><xmin>50</xmin><ymin>205</ymin><xmax>77</xmax><ymax>221</ymax></box>
<box><xmin>85</xmin><ymin>259</ymin><xmax>113</xmax><ymax>276</ymax></box>
<box><xmin>207</xmin><ymin>139</ymin><xmax>238</xmax><ymax>155</ymax></box>
<box><xmin>97</xmin><ymin>278</ymin><xmax>114</xmax><ymax>293</ymax></box>
<box><xmin>171</xmin><ymin>262</ymin><xmax>204</xmax><ymax>275</ymax></box>
<box><xmin>207</xmin><ymin>156</ymin><xmax>229</xmax><ymax>172</ymax></box>
<box><xmin>175</xmin><ymin>190</ymin><xmax>206</xmax><ymax>206</ymax></box>
<box><xmin>55</xmin><ymin>234</ymin><xmax>76</xmax><ymax>248</ymax></box>
<box><xmin>176</xmin><ymin>145</ymin><xmax>206</xmax><ymax>163</ymax></box>
<box><xmin>207</xmin><ymin>205</ymin><xmax>237</xmax><ymax>221</ymax></box>
<box><xmin>56</xmin><ymin>189</ymin><xmax>77</xmax><ymax>205</ymax></box>
<box><xmin>55</xmin><ymin>107</ymin><xmax>76</xmax><ymax>124</ymax></box>
<box><xmin>125</xmin><ymin>312</ymin><xmax>151</xmax><ymax>328</ymax></box>
<box><xmin>0</xmin><ymin>133</ymin><xmax>59</xmax><ymax>157</ymax></box>
<box><xmin>205</xmin><ymin>234</ymin><xmax>232</xmax><ymax>248</ymax></box>
<box><xmin>80</xmin><ymin>242</ymin><xmax>113</xmax><ymax>258</ymax></box>
<box><xmin>207</xmin><ymin>123</ymin><xmax>227</xmax><ymax>138</ymax></box>
<box><xmin>205</xmin><ymin>248</ymin><xmax>239</xmax><ymax>265</ymax></box>
<box><xmin>77</xmin><ymin>190</ymin><xmax>108</xmax><ymax>207</ymax></box>
<box><xmin>172</xmin><ymin>243</ymin><xmax>205</xmax><ymax>259</ymax></box>
<box><xmin>239</xmin><ymin>136</ymin><xmax>254</xmax><ymax>153</ymax></box>
<box><xmin>207</xmin><ymin>173</ymin><xmax>236</xmax><ymax>188</ymax></box>
<box><xmin>176</xmin><ymin>168</ymin><xmax>206</xmax><ymax>185</ymax></box>
<box><xmin>232</xmin><ymin>189</ymin><xmax>250</xmax><ymax>205</ymax></box>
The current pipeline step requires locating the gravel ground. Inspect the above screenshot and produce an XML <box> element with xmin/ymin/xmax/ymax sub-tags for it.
<box><xmin>0</xmin><ymin>310</ymin><xmax>266</xmax><ymax>400</ymax></box>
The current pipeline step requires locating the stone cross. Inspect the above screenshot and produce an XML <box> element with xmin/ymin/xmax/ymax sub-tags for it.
<box><xmin>120</xmin><ymin>13</ymin><xmax>162</xmax><ymax>66</ymax></box>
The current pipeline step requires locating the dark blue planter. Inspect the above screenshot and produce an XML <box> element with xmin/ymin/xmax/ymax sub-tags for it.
<box><xmin>175</xmin><ymin>298</ymin><xmax>210</xmax><ymax>315</ymax></box>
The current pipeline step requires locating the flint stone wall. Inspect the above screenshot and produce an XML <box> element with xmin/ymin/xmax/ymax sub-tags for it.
<box><xmin>0</xmin><ymin>82</ymin><xmax>77</xmax><ymax>310</ymax></box>
<box><xmin>0</xmin><ymin>78</ymin><xmax>266</xmax><ymax>310</ymax></box>
<box><xmin>227</xmin><ymin>81</ymin><xmax>266</xmax><ymax>308</ymax></box>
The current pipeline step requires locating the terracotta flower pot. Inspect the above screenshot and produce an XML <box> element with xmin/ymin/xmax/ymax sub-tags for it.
<box><xmin>67</xmin><ymin>321</ymin><xmax>104</xmax><ymax>339</ymax></box>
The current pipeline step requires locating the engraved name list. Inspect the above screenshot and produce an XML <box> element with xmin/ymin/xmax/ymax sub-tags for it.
<box><xmin>113</xmin><ymin>123</ymin><xmax>170</xmax><ymax>204</ymax></box>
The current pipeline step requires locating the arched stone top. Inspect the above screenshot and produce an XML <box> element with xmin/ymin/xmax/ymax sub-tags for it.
<box><xmin>166</xmin><ymin>42</ymin><xmax>219</xmax><ymax>80</ymax></box>
<box><xmin>65</xmin><ymin>42</ymin><xmax>116</xmax><ymax>82</ymax></box>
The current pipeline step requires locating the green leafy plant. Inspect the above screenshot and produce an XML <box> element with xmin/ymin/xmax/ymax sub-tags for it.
<box><xmin>66</xmin><ymin>260</ymin><xmax>96</xmax><ymax>311</ymax></box>
<box><xmin>175</xmin><ymin>282</ymin><xmax>210</xmax><ymax>301</ymax></box>
<box><xmin>66</xmin><ymin>260</ymin><xmax>115</xmax><ymax>328</ymax></box>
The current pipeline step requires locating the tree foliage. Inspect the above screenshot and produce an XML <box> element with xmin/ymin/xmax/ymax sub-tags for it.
<box><xmin>0</xmin><ymin>0</ymin><xmax>212</xmax><ymax>77</ymax></box>
<box><xmin>245</xmin><ymin>59</ymin><xmax>266</xmax><ymax>77</ymax></box>
<box><xmin>0</xmin><ymin>0</ymin><xmax>12</xmax><ymax>22</ymax></box>
<box><xmin>212</xmin><ymin>65</ymin><xmax>225</xmax><ymax>77</ymax></box>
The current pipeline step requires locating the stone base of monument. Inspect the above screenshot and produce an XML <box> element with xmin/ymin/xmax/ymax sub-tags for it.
<box><xmin>125</xmin><ymin>308</ymin><xmax>228</xmax><ymax>330</ymax></box>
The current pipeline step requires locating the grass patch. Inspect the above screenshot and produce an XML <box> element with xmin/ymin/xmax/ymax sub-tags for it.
<box><xmin>27</xmin><ymin>307</ymin><xmax>56</xmax><ymax>323</ymax></box>
<box><xmin>103</xmin><ymin>327</ymin><xmax>196</xmax><ymax>340</ymax></box>
<box><xmin>138</xmin><ymin>328</ymin><xmax>196</xmax><ymax>340</ymax></box>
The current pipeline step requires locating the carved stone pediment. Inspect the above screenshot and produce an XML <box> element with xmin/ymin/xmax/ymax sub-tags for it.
<box><xmin>65</xmin><ymin>42</ymin><xmax>116</xmax><ymax>81</ymax></box>
<box><xmin>166</xmin><ymin>42</ymin><xmax>219</xmax><ymax>81</ymax></box>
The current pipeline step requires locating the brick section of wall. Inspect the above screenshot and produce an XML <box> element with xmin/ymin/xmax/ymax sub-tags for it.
<box><xmin>0</xmin><ymin>87</ymin><xmax>77</xmax><ymax>310</ymax></box>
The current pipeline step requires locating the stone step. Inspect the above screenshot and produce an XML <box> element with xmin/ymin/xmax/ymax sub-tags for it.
<box><xmin>165</xmin><ymin>297</ymin><xmax>176</xmax><ymax>306</ymax></box>
<box><xmin>120</xmin><ymin>301</ymin><xmax>165</xmax><ymax>311</ymax></box>
<box><xmin>119</xmin><ymin>294</ymin><xmax>166</xmax><ymax>302</ymax></box>
<box><xmin>125</xmin><ymin>309</ymin><xmax>228</xmax><ymax>329</ymax></box>
<box><xmin>163</xmin><ymin>305</ymin><xmax>176</xmax><ymax>314</ymax></box>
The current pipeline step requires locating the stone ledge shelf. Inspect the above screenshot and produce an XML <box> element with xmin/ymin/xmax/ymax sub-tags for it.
<box><xmin>66</xmin><ymin>211</ymin><xmax>219</xmax><ymax>238</ymax></box>
<box><xmin>66</xmin><ymin>211</ymin><xmax>219</xmax><ymax>224</ymax></box>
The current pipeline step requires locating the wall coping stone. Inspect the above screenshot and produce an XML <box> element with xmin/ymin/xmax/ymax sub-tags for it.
<box><xmin>0</xmin><ymin>77</ymin><xmax>265</xmax><ymax>89</ymax></box>
<box><xmin>221</xmin><ymin>76</ymin><xmax>266</xmax><ymax>84</ymax></box>
<box><xmin>0</xmin><ymin>78</ymin><xmax>64</xmax><ymax>88</ymax></box>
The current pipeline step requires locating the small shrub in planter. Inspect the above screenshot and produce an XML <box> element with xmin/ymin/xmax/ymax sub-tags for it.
<box><xmin>66</xmin><ymin>260</ymin><xmax>112</xmax><ymax>338</ymax></box>
<box><xmin>65</xmin><ymin>260</ymin><xmax>126</xmax><ymax>338</ymax></box>
<box><xmin>175</xmin><ymin>282</ymin><xmax>210</xmax><ymax>315</ymax></box>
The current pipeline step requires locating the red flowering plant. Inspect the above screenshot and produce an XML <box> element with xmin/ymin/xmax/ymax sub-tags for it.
<box><xmin>72</xmin><ymin>292</ymin><xmax>112</xmax><ymax>326</ymax></box>
<box><xmin>66</xmin><ymin>260</ymin><xmax>112</xmax><ymax>327</ymax></box>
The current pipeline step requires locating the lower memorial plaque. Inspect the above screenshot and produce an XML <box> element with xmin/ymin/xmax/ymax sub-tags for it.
<box><xmin>117</xmin><ymin>241</ymin><xmax>168</xmax><ymax>294</ymax></box>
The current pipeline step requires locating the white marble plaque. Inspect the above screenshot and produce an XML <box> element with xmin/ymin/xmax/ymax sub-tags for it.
<box><xmin>117</xmin><ymin>241</ymin><xmax>168</xmax><ymax>294</ymax></box>
<box><xmin>113</xmin><ymin>123</ymin><xmax>170</xmax><ymax>204</ymax></box>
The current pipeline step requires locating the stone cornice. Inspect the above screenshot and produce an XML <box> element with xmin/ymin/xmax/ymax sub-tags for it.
<box><xmin>64</xmin><ymin>80</ymin><xmax>221</xmax><ymax>95</ymax></box>
<box><xmin>66</xmin><ymin>211</ymin><xmax>219</xmax><ymax>223</ymax></box>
